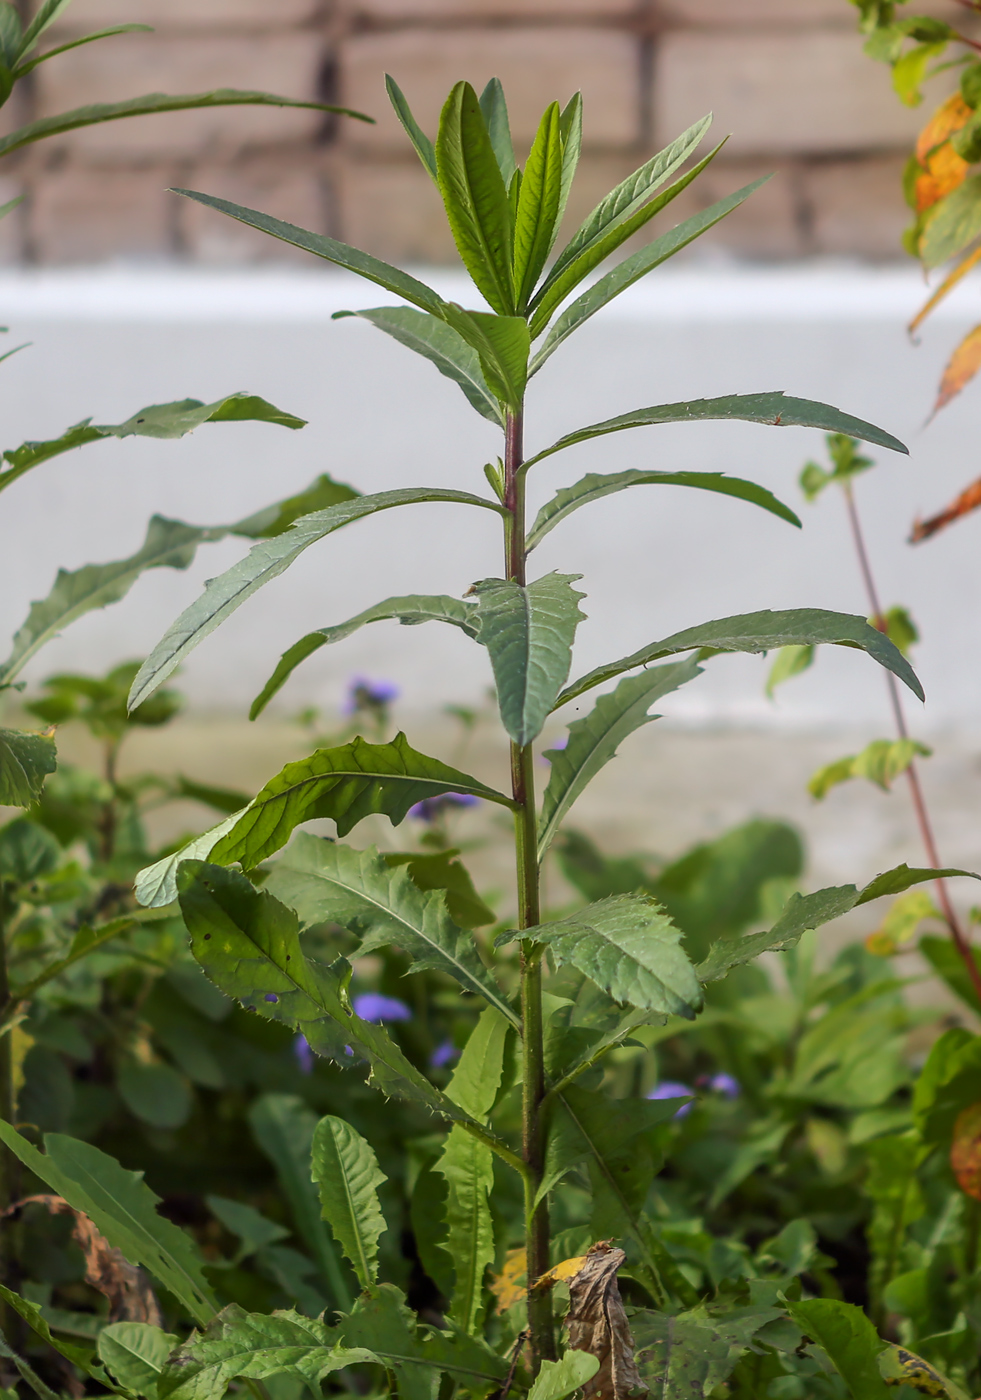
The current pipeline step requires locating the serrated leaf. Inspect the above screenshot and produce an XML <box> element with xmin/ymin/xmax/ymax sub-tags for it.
<box><xmin>696</xmin><ymin>864</ymin><xmax>979</xmax><ymax>983</ymax></box>
<box><xmin>0</xmin><ymin>727</ymin><xmax>56</xmax><ymax>806</ymax></box>
<box><xmin>98</xmin><ymin>1322</ymin><xmax>178</xmax><ymax>1400</ymax></box>
<box><xmin>177</xmin><ymin>860</ymin><xmax>502</xmax><ymax>1134</ymax></box>
<box><xmin>513</xmin><ymin>101</ymin><xmax>563</xmax><ymax>309</ymax></box>
<box><xmin>528</xmin><ymin>1351</ymin><xmax>600</xmax><ymax>1400</ymax></box>
<box><xmin>472</xmin><ymin>573</ymin><xmax>586</xmax><ymax>745</ymax></box>
<box><xmin>175</xmin><ymin>190</ymin><xmax>447</xmax><ymax>314</ymax></box>
<box><xmin>264</xmin><ymin>835</ymin><xmax>518</xmax><ymax>1027</ymax></box>
<box><xmin>248</xmin><ymin>1095</ymin><xmax>351</xmax><ymax>1312</ymax></box>
<box><xmin>440</xmin><ymin>306</ymin><xmax>529</xmax><ymax>409</ymax></box>
<box><xmin>436</xmin><ymin>81</ymin><xmax>514</xmax><ymax>314</ymax></box>
<box><xmin>158</xmin><ymin>1305</ymin><xmax>374</xmax><ymax>1400</ymax></box>
<box><xmin>0</xmin><ymin>1121</ymin><xmax>216</xmax><ymax>1323</ymax></box>
<box><xmin>785</xmin><ymin>1299</ymin><xmax>891</xmax><ymax>1400</ymax></box>
<box><xmin>0</xmin><ymin>90</ymin><xmax>370</xmax><ymax>162</ymax></box>
<box><xmin>128</xmin><ymin>487</ymin><xmax>505</xmax><ymax>711</ymax></box>
<box><xmin>250</xmin><ymin>593</ymin><xmax>478</xmax><ymax>719</ymax></box>
<box><xmin>515</xmin><ymin>894</ymin><xmax>702</xmax><ymax>1019</ymax></box>
<box><xmin>333</xmin><ymin>306</ymin><xmax>503</xmax><ymax>425</ymax></box>
<box><xmin>311</xmin><ymin>1115</ymin><xmax>387</xmax><ymax>1290</ymax></box>
<box><xmin>538</xmin><ymin>660</ymin><xmax>702</xmax><ymax>861</ymax></box>
<box><xmin>386</xmin><ymin>848</ymin><xmax>495</xmax><ymax>929</ymax></box>
<box><xmin>557</xmin><ymin>607</ymin><xmax>923</xmax><ymax>708</ymax></box>
<box><xmin>207</xmin><ymin>733</ymin><xmax>511</xmax><ymax>868</ymax></box>
<box><xmin>386</xmin><ymin>74</ymin><xmax>437</xmax><ymax>181</ymax></box>
<box><xmin>524</xmin><ymin>393</ymin><xmax>907</xmax><ymax>473</ymax></box>
<box><xmin>531</xmin><ymin>177</ymin><xmax>768</xmax><ymax>371</ymax></box>
<box><xmin>435</xmin><ymin>1127</ymin><xmax>494</xmax><ymax>1333</ymax></box>
<box><xmin>527</xmin><ymin>469</ymin><xmax>800</xmax><ymax>551</ymax></box>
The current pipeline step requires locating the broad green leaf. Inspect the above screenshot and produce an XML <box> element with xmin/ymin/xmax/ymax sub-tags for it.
<box><xmin>557</xmin><ymin>608</ymin><xmax>924</xmax><ymax>708</ymax></box>
<box><xmin>0</xmin><ymin>1283</ymin><xmax>112</xmax><ymax>1388</ymax></box>
<box><xmin>207</xmin><ymin>733</ymin><xmax>511</xmax><ymax>868</ymax></box>
<box><xmin>530</xmin><ymin>176</ymin><xmax>768</xmax><ymax>370</ymax></box>
<box><xmin>440</xmin><ymin>306</ymin><xmax>529</xmax><ymax>409</ymax></box>
<box><xmin>158</xmin><ymin>1305</ymin><xmax>374</xmax><ymax>1400</ymax></box>
<box><xmin>785</xmin><ymin>1299</ymin><xmax>891</xmax><ymax>1400</ymax></box>
<box><xmin>0</xmin><ymin>516</ymin><xmax>209</xmax><ymax>686</ymax></box>
<box><xmin>175</xmin><ymin>190</ymin><xmax>447</xmax><ymax>315</ymax></box>
<box><xmin>98</xmin><ymin>1323</ymin><xmax>178</xmax><ymax>1400</ymax></box>
<box><xmin>472</xmin><ymin>573</ymin><xmax>586</xmax><ymax>745</ymax></box>
<box><xmin>0</xmin><ymin>90</ymin><xmax>371</xmax><ymax>162</ymax></box>
<box><xmin>513</xmin><ymin>101</ymin><xmax>563</xmax><ymax>309</ymax></box>
<box><xmin>178</xmin><ymin>861</ymin><xmax>505</xmax><ymax>1139</ymax></box>
<box><xmin>337</xmin><ymin>1284</ymin><xmax>507</xmax><ymax>1400</ymax></box>
<box><xmin>311</xmin><ymin>1115</ymin><xmax>387</xmax><ymax>1291</ymax></box>
<box><xmin>920</xmin><ymin>934</ymin><xmax>981</xmax><ymax>1014</ymax></box>
<box><xmin>386</xmin><ymin>74</ymin><xmax>437</xmax><ymax>181</ymax></box>
<box><xmin>435</xmin><ymin>1127</ymin><xmax>494</xmax><ymax>1333</ymax></box>
<box><xmin>808</xmin><ymin>738</ymin><xmax>931</xmax><ymax>799</ymax></box>
<box><xmin>264</xmin><ymin>835</ymin><xmax>519</xmax><ymax>1027</ymax></box>
<box><xmin>696</xmin><ymin>864</ymin><xmax>979</xmax><ymax>983</ymax></box>
<box><xmin>523</xmin><ymin>393</ymin><xmax>908</xmax><ymax>472</ymax></box>
<box><xmin>527</xmin><ymin>468</ymin><xmax>801</xmax><ymax>551</ymax></box>
<box><xmin>128</xmin><ymin>487</ymin><xmax>505</xmax><ymax>711</ymax></box>
<box><xmin>477</xmin><ymin>77</ymin><xmax>517</xmax><ymax>187</ymax></box>
<box><xmin>230</xmin><ymin>472</ymin><xmax>359</xmax><ymax>539</ymax></box>
<box><xmin>533</xmin><ymin>116</ymin><xmax>714</xmax><ymax>327</ymax></box>
<box><xmin>135</xmin><ymin>807</ymin><xmax>249</xmax><ymax>909</ymax></box>
<box><xmin>556</xmin><ymin>92</ymin><xmax>583</xmax><ymax>231</ymax></box>
<box><xmin>436</xmin><ymin>81</ymin><xmax>514</xmax><ymax>315</ymax></box>
<box><xmin>385</xmin><ymin>848</ymin><xmax>495</xmax><ymax>929</ymax></box>
<box><xmin>0</xmin><ymin>727</ymin><xmax>56</xmax><ymax>806</ymax></box>
<box><xmin>538</xmin><ymin>659</ymin><xmax>702</xmax><ymax>860</ymax></box>
<box><xmin>0</xmin><ymin>1121</ymin><xmax>216</xmax><ymax>1323</ymax></box>
<box><xmin>514</xmin><ymin>894</ymin><xmax>703</xmax><ymax>1018</ymax></box>
<box><xmin>765</xmin><ymin>643</ymin><xmax>814</xmax><ymax>697</ymax></box>
<box><xmin>527</xmin><ymin>1351</ymin><xmax>600</xmax><ymax>1400</ymax></box>
<box><xmin>250</xmin><ymin>594</ymin><xmax>479</xmax><ymax>719</ymax></box>
<box><xmin>920</xmin><ymin>174</ymin><xmax>981</xmax><ymax>267</ymax></box>
<box><xmin>333</xmin><ymin>307</ymin><xmax>504</xmax><ymax>425</ymax></box>
<box><xmin>248</xmin><ymin>1095</ymin><xmax>351</xmax><ymax>1312</ymax></box>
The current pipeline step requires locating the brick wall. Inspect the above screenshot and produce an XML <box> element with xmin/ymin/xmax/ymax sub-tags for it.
<box><xmin>0</xmin><ymin>0</ymin><xmax>964</xmax><ymax>265</ymax></box>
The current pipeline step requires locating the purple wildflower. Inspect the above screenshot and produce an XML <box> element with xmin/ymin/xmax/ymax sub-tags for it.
<box><xmin>709</xmin><ymin>1072</ymin><xmax>740</xmax><ymax>1099</ymax></box>
<box><xmin>353</xmin><ymin>992</ymin><xmax>412</xmax><ymax>1023</ymax></box>
<box><xmin>293</xmin><ymin>1033</ymin><xmax>315</xmax><ymax>1075</ymax></box>
<box><xmin>430</xmin><ymin>1040</ymin><xmax>459</xmax><ymax>1069</ymax></box>
<box><xmin>264</xmin><ymin>992</ymin><xmax>279</xmax><ymax>1003</ymax></box>
<box><xmin>343</xmin><ymin>676</ymin><xmax>400</xmax><ymax>716</ymax></box>
<box><xmin>409</xmin><ymin>792</ymin><xmax>481</xmax><ymax>822</ymax></box>
<box><xmin>647</xmin><ymin>1081</ymin><xmax>695</xmax><ymax>1118</ymax></box>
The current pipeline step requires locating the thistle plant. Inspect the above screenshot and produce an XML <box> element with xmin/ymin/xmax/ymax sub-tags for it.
<box><xmin>2</xmin><ymin>77</ymin><xmax>978</xmax><ymax>1398</ymax></box>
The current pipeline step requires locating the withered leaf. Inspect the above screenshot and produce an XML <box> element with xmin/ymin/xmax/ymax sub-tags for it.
<box><xmin>915</xmin><ymin>93</ymin><xmax>973</xmax><ymax>166</ymax></box>
<box><xmin>564</xmin><ymin>1241</ymin><xmax>648</xmax><ymax>1400</ymax></box>
<box><xmin>932</xmin><ymin>324</ymin><xmax>981</xmax><ymax>416</ymax></box>
<box><xmin>951</xmin><ymin>1101</ymin><xmax>981</xmax><ymax>1200</ymax></box>
<box><xmin>910</xmin><ymin>475</ymin><xmax>981</xmax><ymax>542</ymax></box>
<box><xmin>6</xmin><ymin>1195</ymin><xmax>162</xmax><ymax>1323</ymax></box>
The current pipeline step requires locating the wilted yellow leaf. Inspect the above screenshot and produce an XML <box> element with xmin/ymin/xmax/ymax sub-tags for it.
<box><xmin>915</xmin><ymin>143</ymin><xmax>970</xmax><ymax>214</ymax></box>
<box><xmin>909</xmin><ymin>243</ymin><xmax>981</xmax><ymax>335</ymax></box>
<box><xmin>489</xmin><ymin>1247</ymin><xmax>526</xmax><ymax>1311</ymax></box>
<box><xmin>916</xmin><ymin>93</ymin><xmax>973</xmax><ymax>165</ymax></box>
<box><xmin>951</xmin><ymin>1101</ymin><xmax>981</xmax><ymax>1200</ymax></box>
<box><xmin>933</xmin><ymin>322</ymin><xmax>981</xmax><ymax>413</ymax></box>
<box><xmin>531</xmin><ymin>1254</ymin><xmax>589</xmax><ymax>1292</ymax></box>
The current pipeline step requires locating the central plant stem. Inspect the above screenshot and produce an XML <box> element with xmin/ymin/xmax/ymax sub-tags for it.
<box><xmin>504</xmin><ymin>409</ymin><xmax>555</xmax><ymax>1367</ymax></box>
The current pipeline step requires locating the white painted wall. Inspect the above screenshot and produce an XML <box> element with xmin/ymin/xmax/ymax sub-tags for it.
<box><xmin>1</xmin><ymin>262</ymin><xmax>979</xmax><ymax>733</ymax></box>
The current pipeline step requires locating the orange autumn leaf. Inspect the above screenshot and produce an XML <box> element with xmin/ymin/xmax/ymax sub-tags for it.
<box><xmin>916</xmin><ymin>92</ymin><xmax>973</xmax><ymax>165</ymax></box>
<box><xmin>951</xmin><ymin>1101</ymin><xmax>981</xmax><ymax>1199</ymax></box>
<box><xmin>909</xmin><ymin>243</ymin><xmax>981</xmax><ymax>335</ymax></box>
<box><xmin>932</xmin><ymin>322</ymin><xmax>981</xmax><ymax>412</ymax></box>
<box><xmin>910</xmin><ymin>474</ymin><xmax>981</xmax><ymax>541</ymax></box>
<box><xmin>915</xmin><ymin>141</ymin><xmax>971</xmax><ymax>214</ymax></box>
<box><xmin>530</xmin><ymin>1253</ymin><xmax>590</xmax><ymax>1292</ymax></box>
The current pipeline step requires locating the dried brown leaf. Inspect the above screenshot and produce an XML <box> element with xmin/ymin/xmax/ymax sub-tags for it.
<box><xmin>910</xmin><ymin>474</ymin><xmax>981</xmax><ymax>541</ymax></box>
<box><xmin>5</xmin><ymin>1194</ymin><xmax>162</xmax><ymax>1323</ymax></box>
<box><xmin>951</xmin><ymin>1102</ymin><xmax>981</xmax><ymax>1200</ymax></box>
<box><xmin>564</xmin><ymin>1241</ymin><xmax>648</xmax><ymax>1400</ymax></box>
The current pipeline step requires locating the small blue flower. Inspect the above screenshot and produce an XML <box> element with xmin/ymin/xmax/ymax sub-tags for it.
<box><xmin>293</xmin><ymin>1033</ymin><xmax>314</xmax><ymax>1075</ymax></box>
<box><xmin>409</xmin><ymin>792</ymin><xmax>481</xmax><ymax>822</ymax></box>
<box><xmin>344</xmin><ymin>676</ymin><xmax>400</xmax><ymax>716</ymax></box>
<box><xmin>430</xmin><ymin>1040</ymin><xmax>459</xmax><ymax>1069</ymax></box>
<box><xmin>353</xmin><ymin>992</ymin><xmax>413</xmax><ymax>1023</ymax></box>
<box><xmin>709</xmin><ymin>1072</ymin><xmax>740</xmax><ymax>1099</ymax></box>
<box><xmin>647</xmin><ymin>1081</ymin><xmax>695</xmax><ymax>1118</ymax></box>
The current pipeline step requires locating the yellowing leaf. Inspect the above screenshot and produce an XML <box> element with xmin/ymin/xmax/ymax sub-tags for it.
<box><xmin>489</xmin><ymin>1247</ymin><xmax>525</xmax><ymax>1312</ymax></box>
<box><xmin>911</xmin><ymin>475</ymin><xmax>981</xmax><ymax>542</ymax></box>
<box><xmin>915</xmin><ymin>143</ymin><xmax>970</xmax><ymax>215</ymax></box>
<box><xmin>909</xmin><ymin>243</ymin><xmax>981</xmax><ymax>335</ymax></box>
<box><xmin>951</xmin><ymin>1101</ymin><xmax>981</xmax><ymax>1200</ymax></box>
<box><xmin>865</xmin><ymin>888</ymin><xmax>940</xmax><ymax>955</ymax></box>
<box><xmin>916</xmin><ymin>93</ymin><xmax>972</xmax><ymax>165</ymax></box>
<box><xmin>531</xmin><ymin>1254</ymin><xmax>589</xmax><ymax>1293</ymax></box>
<box><xmin>933</xmin><ymin>323</ymin><xmax>981</xmax><ymax>413</ymax></box>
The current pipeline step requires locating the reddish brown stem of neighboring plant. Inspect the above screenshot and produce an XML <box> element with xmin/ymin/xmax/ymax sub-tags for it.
<box><xmin>843</xmin><ymin>484</ymin><xmax>981</xmax><ymax>1004</ymax></box>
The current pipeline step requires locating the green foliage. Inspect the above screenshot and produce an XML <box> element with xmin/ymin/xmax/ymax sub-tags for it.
<box><xmin>809</xmin><ymin>737</ymin><xmax>932</xmax><ymax>799</ymax></box>
<box><xmin>311</xmin><ymin>1115</ymin><xmax>388</xmax><ymax>1290</ymax></box>
<box><xmin>0</xmin><ymin>726</ymin><xmax>56</xmax><ymax>806</ymax></box>
<box><xmin>799</xmin><ymin>433</ymin><xmax>874</xmax><ymax>500</ymax></box>
<box><xmin>526</xmin><ymin>1352</ymin><xmax>599</xmax><ymax>1400</ymax></box>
